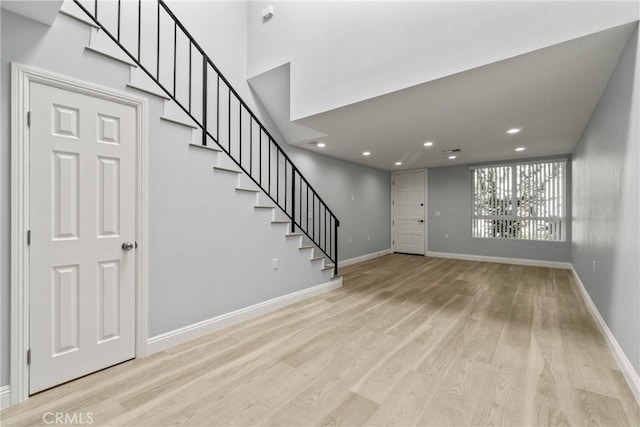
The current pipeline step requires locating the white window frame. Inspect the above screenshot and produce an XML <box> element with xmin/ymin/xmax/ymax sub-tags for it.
<box><xmin>470</xmin><ymin>159</ymin><xmax>567</xmax><ymax>242</ymax></box>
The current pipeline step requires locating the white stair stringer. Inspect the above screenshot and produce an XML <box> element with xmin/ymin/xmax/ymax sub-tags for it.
<box><xmin>206</xmin><ymin>146</ymin><xmax>335</xmax><ymax>277</ymax></box>
<box><xmin>55</xmin><ymin>1</ymin><xmax>335</xmax><ymax>282</ymax></box>
<box><xmin>86</xmin><ymin>27</ymin><xmax>137</xmax><ymax>66</ymax></box>
<box><xmin>128</xmin><ymin>67</ymin><xmax>170</xmax><ymax>100</ymax></box>
<box><xmin>4</xmin><ymin>3</ymin><xmax>341</xmax><ymax>366</ymax></box>
<box><xmin>162</xmin><ymin>100</ymin><xmax>199</xmax><ymax>129</ymax></box>
<box><xmin>184</xmin><ymin>145</ymin><xmax>335</xmax><ymax>282</ymax></box>
<box><xmin>67</xmin><ymin>0</ymin><xmax>198</xmax><ymax>135</ymax></box>
<box><xmin>59</xmin><ymin>0</ymin><xmax>99</xmax><ymax>28</ymax></box>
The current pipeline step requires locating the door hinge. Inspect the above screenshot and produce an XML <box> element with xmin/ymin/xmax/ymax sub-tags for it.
<box><xmin>27</xmin><ymin>230</ymin><xmax>31</xmax><ymax>245</ymax></box>
<box><xmin>27</xmin><ymin>349</ymin><xmax>31</xmax><ymax>365</ymax></box>
<box><xmin>392</xmin><ymin>220</ymin><xmax>395</xmax><ymax>225</ymax></box>
<box><xmin>392</xmin><ymin>200</ymin><xmax>395</xmax><ymax>205</ymax></box>
<box><xmin>27</xmin><ymin>111</ymin><xmax>31</xmax><ymax>127</ymax></box>
<box><xmin>393</xmin><ymin>240</ymin><xmax>395</xmax><ymax>245</ymax></box>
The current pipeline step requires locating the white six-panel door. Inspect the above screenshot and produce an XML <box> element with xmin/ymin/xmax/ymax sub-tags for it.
<box><xmin>393</xmin><ymin>171</ymin><xmax>425</xmax><ymax>255</ymax></box>
<box><xmin>29</xmin><ymin>82</ymin><xmax>137</xmax><ymax>393</ymax></box>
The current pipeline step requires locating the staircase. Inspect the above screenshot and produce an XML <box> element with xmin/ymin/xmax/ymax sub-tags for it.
<box><xmin>61</xmin><ymin>0</ymin><xmax>339</xmax><ymax>277</ymax></box>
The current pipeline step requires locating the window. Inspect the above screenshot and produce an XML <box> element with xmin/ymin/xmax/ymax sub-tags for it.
<box><xmin>472</xmin><ymin>160</ymin><xmax>566</xmax><ymax>241</ymax></box>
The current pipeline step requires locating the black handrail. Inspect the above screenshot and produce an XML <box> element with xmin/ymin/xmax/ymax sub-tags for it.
<box><xmin>73</xmin><ymin>0</ymin><xmax>339</xmax><ymax>275</ymax></box>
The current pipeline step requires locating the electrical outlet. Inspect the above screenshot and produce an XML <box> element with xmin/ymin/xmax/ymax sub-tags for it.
<box><xmin>435</xmin><ymin>211</ymin><xmax>441</xmax><ymax>217</ymax></box>
<box><xmin>445</xmin><ymin>233</ymin><xmax>449</xmax><ymax>240</ymax></box>
<box><xmin>367</xmin><ymin>234</ymin><xmax>371</xmax><ymax>241</ymax></box>
<box><xmin>273</xmin><ymin>258</ymin><xmax>279</xmax><ymax>270</ymax></box>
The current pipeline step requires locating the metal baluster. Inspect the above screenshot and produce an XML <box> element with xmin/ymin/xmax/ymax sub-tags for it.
<box><xmin>216</xmin><ymin>75</ymin><xmax>220</xmax><ymax>143</ymax></box>
<box><xmin>299</xmin><ymin>173</ymin><xmax>302</xmax><ymax>229</ymax></box>
<box><xmin>324</xmin><ymin>206</ymin><xmax>328</xmax><ymax>252</ymax></box>
<box><xmin>173</xmin><ymin>21</ymin><xmax>177</xmax><ymax>97</ymax></box>
<box><xmin>156</xmin><ymin>1</ymin><xmax>160</xmax><ymax>80</ymax></box>
<box><xmin>268</xmin><ymin>139</ymin><xmax>272</xmax><ymax>194</ymax></box>
<box><xmin>202</xmin><ymin>57</ymin><xmax>207</xmax><ymax>146</ymax></box>
<box><xmin>188</xmin><ymin>42</ymin><xmax>192</xmax><ymax>112</ymax></box>
<box><xmin>137</xmin><ymin>0</ymin><xmax>141</xmax><ymax>61</ymax></box>
<box><xmin>291</xmin><ymin>167</ymin><xmax>296</xmax><ymax>231</ymax></box>
<box><xmin>334</xmin><ymin>219</ymin><xmax>339</xmax><ymax>275</ymax></box>
<box><xmin>284</xmin><ymin>161</ymin><xmax>288</xmax><ymax>212</ymax></box>
<box><xmin>312</xmin><ymin>194</ymin><xmax>315</xmax><ymax>241</ymax></box>
<box><xmin>259</xmin><ymin>129</ymin><xmax>262</xmax><ymax>185</ymax></box>
<box><xmin>117</xmin><ymin>0</ymin><xmax>121</xmax><ymax>41</ymax></box>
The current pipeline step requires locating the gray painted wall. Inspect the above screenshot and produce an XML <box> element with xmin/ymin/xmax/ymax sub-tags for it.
<box><xmin>428</xmin><ymin>158</ymin><xmax>572</xmax><ymax>262</ymax></box>
<box><xmin>0</xmin><ymin>2</ymin><xmax>391</xmax><ymax>388</ymax></box>
<box><xmin>572</xmin><ymin>26</ymin><xmax>639</xmax><ymax>373</ymax></box>
<box><xmin>169</xmin><ymin>1</ymin><xmax>391</xmax><ymax>263</ymax></box>
<box><xmin>283</xmin><ymin>146</ymin><xmax>390</xmax><ymax>261</ymax></box>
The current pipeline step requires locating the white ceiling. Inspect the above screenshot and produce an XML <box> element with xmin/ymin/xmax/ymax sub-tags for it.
<box><xmin>250</xmin><ymin>22</ymin><xmax>637</xmax><ymax>171</ymax></box>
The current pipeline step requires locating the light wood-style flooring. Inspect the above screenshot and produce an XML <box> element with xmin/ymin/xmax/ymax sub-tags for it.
<box><xmin>2</xmin><ymin>254</ymin><xmax>639</xmax><ymax>426</ymax></box>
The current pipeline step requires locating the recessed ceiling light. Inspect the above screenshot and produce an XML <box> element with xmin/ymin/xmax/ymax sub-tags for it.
<box><xmin>395</xmin><ymin>162</ymin><xmax>402</xmax><ymax>166</ymax></box>
<box><xmin>362</xmin><ymin>151</ymin><xmax>371</xmax><ymax>156</ymax></box>
<box><xmin>448</xmin><ymin>155</ymin><xmax>457</xmax><ymax>160</ymax></box>
<box><xmin>515</xmin><ymin>147</ymin><xmax>526</xmax><ymax>152</ymax></box>
<box><xmin>424</xmin><ymin>141</ymin><xmax>434</xmax><ymax>147</ymax></box>
<box><xmin>316</xmin><ymin>142</ymin><xmax>326</xmax><ymax>148</ymax></box>
<box><xmin>507</xmin><ymin>128</ymin><xmax>522</xmax><ymax>134</ymax></box>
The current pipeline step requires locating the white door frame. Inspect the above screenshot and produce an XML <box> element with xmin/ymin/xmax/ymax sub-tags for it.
<box><xmin>10</xmin><ymin>63</ymin><xmax>148</xmax><ymax>405</ymax></box>
<box><xmin>391</xmin><ymin>169</ymin><xmax>428</xmax><ymax>255</ymax></box>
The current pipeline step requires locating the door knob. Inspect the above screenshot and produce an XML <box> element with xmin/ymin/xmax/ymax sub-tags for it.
<box><xmin>122</xmin><ymin>242</ymin><xmax>134</xmax><ymax>251</ymax></box>
<box><xmin>418</xmin><ymin>220</ymin><xmax>424</xmax><ymax>223</ymax></box>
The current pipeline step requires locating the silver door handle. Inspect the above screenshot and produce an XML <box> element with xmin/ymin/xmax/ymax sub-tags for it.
<box><xmin>122</xmin><ymin>242</ymin><xmax>134</xmax><ymax>251</ymax></box>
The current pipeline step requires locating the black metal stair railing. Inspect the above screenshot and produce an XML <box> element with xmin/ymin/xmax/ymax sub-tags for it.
<box><xmin>72</xmin><ymin>0</ymin><xmax>339</xmax><ymax>274</ymax></box>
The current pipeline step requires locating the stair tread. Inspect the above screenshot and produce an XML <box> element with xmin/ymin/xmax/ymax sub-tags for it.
<box><xmin>161</xmin><ymin>115</ymin><xmax>199</xmax><ymax>129</ymax></box>
<box><xmin>59</xmin><ymin>8</ymin><xmax>100</xmax><ymax>28</ymax></box>
<box><xmin>322</xmin><ymin>264</ymin><xmax>336</xmax><ymax>270</ymax></box>
<box><xmin>236</xmin><ymin>187</ymin><xmax>260</xmax><ymax>193</ymax></box>
<box><xmin>85</xmin><ymin>46</ymin><xmax>137</xmax><ymax>67</ymax></box>
<box><xmin>271</xmin><ymin>220</ymin><xmax>290</xmax><ymax>223</ymax></box>
<box><xmin>299</xmin><ymin>245</ymin><xmax>314</xmax><ymax>250</ymax></box>
<box><xmin>190</xmin><ymin>143</ymin><xmax>223</xmax><ymax>152</ymax></box>
<box><xmin>286</xmin><ymin>233</ymin><xmax>303</xmax><ymax>237</ymax></box>
<box><xmin>213</xmin><ymin>165</ymin><xmax>242</xmax><ymax>174</ymax></box>
<box><xmin>126</xmin><ymin>83</ymin><xmax>170</xmax><ymax>100</ymax></box>
<box><xmin>310</xmin><ymin>256</ymin><xmax>324</xmax><ymax>262</ymax></box>
<box><xmin>254</xmin><ymin>205</ymin><xmax>275</xmax><ymax>209</ymax></box>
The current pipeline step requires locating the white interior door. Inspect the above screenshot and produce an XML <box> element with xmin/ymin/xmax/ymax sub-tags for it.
<box><xmin>393</xmin><ymin>171</ymin><xmax>425</xmax><ymax>255</ymax></box>
<box><xmin>29</xmin><ymin>82</ymin><xmax>137</xmax><ymax>393</ymax></box>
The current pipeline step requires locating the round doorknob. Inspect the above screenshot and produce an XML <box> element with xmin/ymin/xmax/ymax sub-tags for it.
<box><xmin>122</xmin><ymin>242</ymin><xmax>134</xmax><ymax>251</ymax></box>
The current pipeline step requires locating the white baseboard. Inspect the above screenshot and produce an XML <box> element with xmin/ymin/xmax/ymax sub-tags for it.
<box><xmin>339</xmin><ymin>249</ymin><xmax>391</xmax><ymax>268</ymax></box>
<box><xmin>146</xmin><ymin>277</ymin><xmax>343</xmax><ymax>354</ymax></box>
<box><xmin>570</xmin><ymin>267</ymin><xmax>640</xmax><ymax>405</ymax></box>
<box><xmin>426</xmin><ymin>251</ymin><xmax>572</xmax><ymax>270</ymax></box>
<box><xmin>0</xmin><ymin>385</ymin><xmax>11</xmax><ymax>410</ymax></box>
